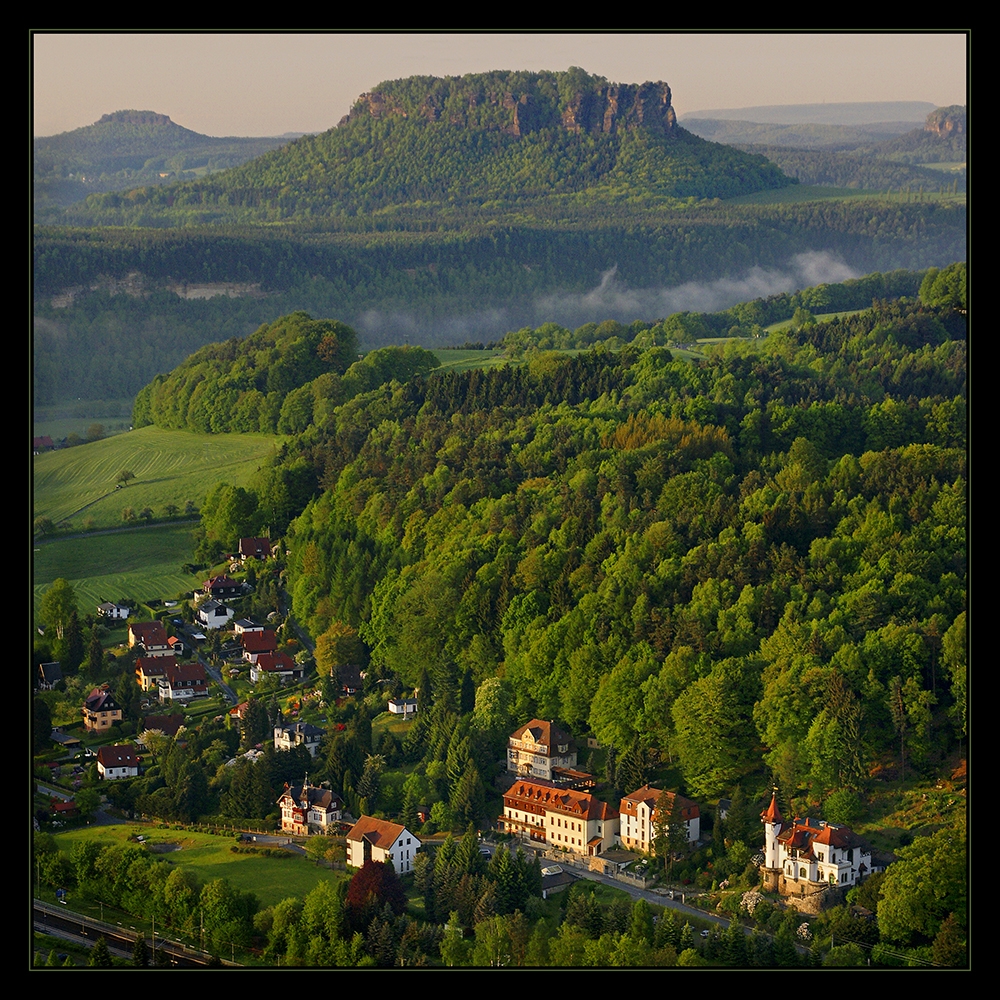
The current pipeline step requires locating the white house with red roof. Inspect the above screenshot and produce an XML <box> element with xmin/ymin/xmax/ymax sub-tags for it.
<box><xmin>97</xmin><ymin>744</ymin><xmax>141</xmax><ymax>780</ymax></box>
<box><xmin>760</xmin><ymin>789</ymin><xmax>872</xmax><ymax>897</ymax></box>
<box><xmin>346</xmin><ymin>816</ymin><xmax>420</xmax><ymax>872</ymax></box>
<box><xmin>619</xmin><ymin>784</ymin><xmax>700</xmax><ymax>853</ymax></box>
<box><xmin>250</xmin><ymin>651</ymin><xmax>302</xmax><ymax>685</ymax></box>
<box><xmin>241</xmin><ymin>629</ymin><xmax>278</xmax><ymax>663</ymax></box>
<box><xmin>501</xmin><ymin>778</ymin><xmax>619</xmax><ymax>856</ymax></box>
<box><xmin>158</xmin><ymin>661</ymin><xmax>208</xmax><ymax>702</ymax></box>
<box><xmin>128</xmin><ymin>621</ymin><xmax>171</xmax><ymax>657</ymax></box>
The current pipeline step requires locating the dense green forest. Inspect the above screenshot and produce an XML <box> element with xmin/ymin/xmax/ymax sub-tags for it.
<box><xmin>33</xmin><ymin>202</ymin><xmax>966</xmax><ymax>407</ymax></box>
<box><xmin>173</xmin><ymin>268</ymin><xmax>966</xmax><ymax>810</ymax></box>
<box><xmin>35</xmin><ymin>265</ymin><xmax>967</xmax><ymax>966</ymax></box>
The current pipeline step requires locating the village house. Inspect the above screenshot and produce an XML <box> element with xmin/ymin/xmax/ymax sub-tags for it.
<box><xmin>250</xmin><ymin>651</ymin><xmax>303</xmax><ymax>685</ymax></box>
<box><xmin>277</xmin><ymin>778</ymin><xmax>343</xmax><ymax>834</ymax></box>
<box><xmin>157</xmin><ymin>661</ymin><xmax>208</xmax><ymax>702</ymax></box>
<box><xmin>203</xmin><ymin>575</ymin><xmax>243</xmax><ymax>600</ymax></box>
<box><xmin>197</xmin><ymin>599</ymin><xmax>234</xmax><ymax>630</ymax></box>
<box><xmin>136</xmin><ymin>654</ymin><xmax>174</xmax><ymax>692</ymax></box>
<box><xmin>128</xmin><ymin>621</ymin><xmax>172</xmax><ymax>657</ymax></box>
<box><xmin>241</xmin><ymin>629</ymin><xmax>278</xmax><ymax>663</ymax></box>
<box><xmin>233</xmin><ymin>618</ymin><xmax>265</xmax><ymax>636</ymax></box>
<box><xmin>507</xmin><ymin>719</ymin><xmax>578</xmax><ymax>781</ymax></box>
<box><xmin>38</xmin><ymin>661</ymin><xmax>62</xmax><ymax>691</ymax></box>
<box><xmin>760</xmin><ymin>789</ymin><xmax>873</xmax><ymax>905</ymax></box>
<box><xmin>97</xmin><ymin>744</ymin><xmax>141</xmax><ymax>780</ymax></box>
<box><xmin>618</xmin><ymin>784</ymin><xmax>700</xmax><ymax>854</ymax></box>
<box><xmin>274</xmin><ymin>721</ymin><xmax>326</xmax><ymax>757</ymax></box>
<box><xmin>97</xmin><ymin>601</ymin><xmax>131</xmax><ymax>620</ymax></box>
<box><xmin>501</xmin><ymin>778</ymin><xmax>619</xmax><ymax>857</ymax></box>
<box><xmin>346</xmin><ymin>816</ymin><xmax>420</xmax><ymax>873</ymax></box>
<box><xmin>239</xmin><ymin>536</ymin><xmax>271</xmax><ymax>561</ymax></box>
<box><xmin>82</xmin><ymin>685</ymin><xmax>123</xmax><ymax>731</ymax></box>
<box><xmin>388</xmin><ymin>697</ymin><xmax>418</xmax><ymax>718</ymax></box>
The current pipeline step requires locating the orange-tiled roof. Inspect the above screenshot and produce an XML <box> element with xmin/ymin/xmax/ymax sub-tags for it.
<box><xmin>347</xmin><ymin>815</ymin><xmax>406</xmax><ymax>848</ymax></box>
<box><xmin>761</xmin><ymin>788</ymin><xmax>783</xmax><ymax>825</ymax></box>
<box><xmin>505</xmin><ymin>779</ymin><xmax>618</xmax><ymax>821</ymax></box>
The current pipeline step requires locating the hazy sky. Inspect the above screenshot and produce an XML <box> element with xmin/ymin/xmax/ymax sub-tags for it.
<box><xmin>32</xmin><ymin>32</ymin><xmax>968</xmax><ymax>138</ymax></box>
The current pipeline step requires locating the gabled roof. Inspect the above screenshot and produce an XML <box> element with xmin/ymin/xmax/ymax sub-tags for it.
<box><xmin>239</xmin><ymin>536</ymin><xmax>271</xmax><ymax>558</ymax></box>
<box><xmin>38</xmin><ymin>662</ymin><xmax>62</xmax><ymax>684</ymax></box>
<box><xmin>510</xmin><ymin>718</ymin><xmax>575</xmax><ymax>754</ymax></box>
<box><xmin>97</xmin><ymin>745</ymin><xmax>141</xmax><ymax>768</ymax></box>
<box><xmin>255</xmin><ymin>651</ymin><xmax>296</xmax><ymax>673</ymax></box>
<box><xmin>620</xmin><ymin>784</ymin><xmax>699</xmax><ymax>820</ymax></box>
<box><xmin>777</xmin><ymin>817</ymin><xmax>867</xmax><ymax>852</ymax></box>
<box><xmin>84</xmin><ymin>686</ymin><xmax>119</xmax><ymax>712</ymax></box>
<box><xmin>276</xmin><ymin>721</ymin><xmax>325</xmax><ymax>739</ymax></box>
<box><xmin>163</xmin><ymin>661</ymin><xmax>206</xmax><ymax>685</ymax></box>
<box><xmin>278</xmin><ymin>779</ymin><xmax>342</xmax><ymax>812</ymax></box>
<box><xmin>347</xmin><ymin>814</ymin><xmax>408</xmax><ymax>848</ymax></box>
<box><xmin>242</xmin><ymin>630</ymin><xmax>278</xmax><ymax>653</ymax></box>
<box><xmin>142</xmin><ymin>714</ymin><xmax>185</xmax><ymax>737</ymax></box>
<box><xmin>130</xmin><ymin>621</ymin><xmax>169</xmax><ymax>646</ymax></box>
<box><xmin>204</xmin><ymin>574</ymin><xmax>240</xmax><ymax>592</ymax></box>
<box><xmin>136</xmin><ymin>655</ymin><xmax>173</xmax><ymax>676</ymax></box>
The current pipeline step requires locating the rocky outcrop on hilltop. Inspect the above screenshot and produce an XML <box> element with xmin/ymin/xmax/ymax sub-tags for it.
<box><xmin>340</xmin><ymin>69</ymin><xmax>678</xmax><ymax>136</ymax></box>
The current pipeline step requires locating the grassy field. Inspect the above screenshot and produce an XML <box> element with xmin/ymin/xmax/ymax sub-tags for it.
<box><xmin>33</xmin><ymin>523</ymin><xmax>204</xmax><ymax>618</ymax></box>
<box><xmin>52</xmin><ymin>824</ymin><xmax>349</xmax><ymax>909</ymax></box>
<box><xmin>430</xmin><ymin>348</ymin><xmax>511</xmax><ymax>373</ymax></box>
<box><xmin>33</xmin><ymin>425</ymin><xmax>285</xmax><ymax>530</ymax></box>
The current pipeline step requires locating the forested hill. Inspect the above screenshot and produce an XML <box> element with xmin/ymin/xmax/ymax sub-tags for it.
<box><xmin>33</xmin><ymin>110</ymin><xmax>292</xmax><ymax>214</ymax></box>
<box><xmin>188</xmin><ymin>282</ymin><xmax>966</xmax><ymax>828</ymax></box>
<box><xmin>66</xmin><ymin>69</ymin><xmax>792</xmax><ymax>226</ymax></box>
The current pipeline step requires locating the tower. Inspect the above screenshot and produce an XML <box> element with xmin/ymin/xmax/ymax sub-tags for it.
<box><xmin>760</xmin><ymin>787</ymin><xmax>783</xmax><ymax>889</ymax></box>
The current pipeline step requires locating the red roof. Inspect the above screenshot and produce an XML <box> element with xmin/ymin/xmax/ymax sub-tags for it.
<box><xmin>242</xmin><ymin>630</ymin><xmax>277</xmax><ymax>653</ymax></box>
<box><xmin>505</xmin><ymin>779</ymin><xmax>618</xmax><ymax>821</ymax></box>
<box><xmin>347</xmin><ymin>815</ymin><xmax>407</xmax><ymax>848</ymax></box>
<box><xmin>97</xmin><ymin>745</ymin><xmax>141</xmax><ymax>768</ymax></box>
<box><xmin>255</xmin><ymin>651</ymin><xmax>296</xmax><ymax>673</ymax></box>
<box><xmin>130</xmin><ymin>621</ymin><xmax>169</xmax><ymax>646</ymax></box>
<box><xmin>761</xmin><ymin>788</ymin><xmax>783</xmax><ymax>825</ymax></box>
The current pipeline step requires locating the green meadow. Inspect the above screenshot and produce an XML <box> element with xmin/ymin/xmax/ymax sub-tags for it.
<box><xmin>52</xmin><ymin>825</ymin><xmax>348</xmax><ymax>909</ymax></box>
<box><xmin>32</xmin><ymin>426</ymin><xmax>285</xmax><ymax>619</ymax></box>
<box><xmin>33</xmin><ymin>524</ymin><xmax>204</xmax><ymax>619</ymax></box>
<box><xmin>32</xmin><ymin>426</ymin><xmax>286</xmax><ymax>531</ymax></box>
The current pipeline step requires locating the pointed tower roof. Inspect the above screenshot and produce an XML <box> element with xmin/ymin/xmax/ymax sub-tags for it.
<box><xmin>761</xmin><ymin>788</ymin><xmax>783</xmax><ymax>825</ymax></box>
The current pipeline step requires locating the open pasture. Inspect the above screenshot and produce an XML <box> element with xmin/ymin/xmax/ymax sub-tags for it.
<box><xmin>33</xmin><ymin>426</ymin><xmax>284</xmax><ymax>530</ymax></box>
<box><xmin>33</xmin><ymin>524</ymin><xmax>204</xmax><ymax>617</ymax></box>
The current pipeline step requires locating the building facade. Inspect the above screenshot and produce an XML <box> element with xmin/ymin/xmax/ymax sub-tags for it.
<box><xmin>760</xmin><ymin>790</ymin><xmax>872</xmax><ymax>900</ymax></box>
<box><xmin>619</xmin><ymin>784</ymin><xmax>700</xmax><ymax>853</ymax></box>
<box><xmin>277</xmin><ymin>779</ymin><xmax>343</xmax><ymax>835</ymax></box>
<box><xmin>346</xmin><ymin>816</ymin><xmax>420</xmax><ymax>873</ymax></box>
<box><xmin>507</xmin><ymin>719</ymin><xmax>578</xmax><ymax>780</ymax></box>
<box><xmin>501</xmin><ymin>778</ymin><xmax>619</xmax><ymax>857</ymax></box>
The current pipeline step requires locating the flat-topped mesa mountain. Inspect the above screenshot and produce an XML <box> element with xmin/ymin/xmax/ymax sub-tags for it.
<box><xmin>68</xmin><ymin>69</ymin><xmax>792</xmax><ymax>225</ymax></box>
<box><xmin>340</xmin><ymin>71</ymin><xmax>678</xmax><ymax>136</ymax></box>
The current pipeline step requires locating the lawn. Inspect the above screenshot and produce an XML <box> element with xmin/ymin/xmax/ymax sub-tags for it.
<box><xmin>33</xmin><ymin>425</ymin><xmax>286</xmax><ymax>530</ymax></box>
<box><xmin>33</xmin><ymin>523</ymin><xmax>204</xmax><ymax>619</ymax></box>
<box><xmin>53</xmin><ymin>824</ymin><xmax>349</xmax><ymax>908</ymax></box>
